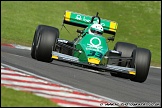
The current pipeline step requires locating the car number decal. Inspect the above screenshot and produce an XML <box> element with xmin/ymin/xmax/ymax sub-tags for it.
<box><xmin>87</xmin><ymin>50</ymin><xmax>103</xmax><ymax>59</ymax></box>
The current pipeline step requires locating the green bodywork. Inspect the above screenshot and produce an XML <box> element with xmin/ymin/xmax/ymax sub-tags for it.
<box><xmin>63</xmin><ymin>10</ymin><xmax>118</xmax><ymax>65</ymax></box>
<box><xmin>73</xmin><ymin>34</ymin><xmax>108</xmax><ymax>65</ymax></box>
<box><xmin>73</xmin><ymin>24</ymin><xmax>108</xmax><ymax>65</ymax></box>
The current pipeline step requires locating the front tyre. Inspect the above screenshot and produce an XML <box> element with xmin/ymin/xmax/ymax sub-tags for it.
<box><xmin>130</xmin><ymin>48</ymin><xmax>151</xmax><ymax>83</ymax></box>
<box><xmin>31</xmin><ymin>25</ymin><xmax>44</xmax><ymax>59</ymax></box>
<box><xmin>31</xmin><ymin>25</ymin><xmax>59</xmax><ymax>59</ymax></box>
<box><xmin>35</xmin><ymin>26</ymin><xmax>59</xmax><ymax>62</ymax></box>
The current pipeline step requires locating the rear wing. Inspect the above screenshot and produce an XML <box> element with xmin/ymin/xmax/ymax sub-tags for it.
<box><xmin>63</xmin><ymin>10</ymin><xmax>118</xmax><ymax>36</ymax></box>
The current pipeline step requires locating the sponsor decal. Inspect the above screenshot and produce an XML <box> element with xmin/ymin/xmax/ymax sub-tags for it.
<box><xmin>76</xmin><ymin>15</ymin><xmax>91</xmax><ymax>23</ymax></box>
<box><xmin>75</xmin><ymin>14</ymin><xmax>105</xmax><ymax>26</ymax></box>
<box><xmin>86</xmin><ymin>37</ymin><xmax>103</xmax><ymax>52</ymax></box>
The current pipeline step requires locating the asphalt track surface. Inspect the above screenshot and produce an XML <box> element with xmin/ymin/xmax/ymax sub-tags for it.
<box><xmin>1</xmin><ymin>45</ymin><xmax>161</xmax><ymax>104</ymax></box>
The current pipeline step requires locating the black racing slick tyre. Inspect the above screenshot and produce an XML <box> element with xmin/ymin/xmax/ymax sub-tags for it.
<box><xmin>110</xmin><ymin>42</ymin><xmax>137</xmax><ymax>77</ymax></box>
<box><xmin>31</xmin><ymin>25</ymin><xmax>59</xmax><ymax>59</ymax></box>
<box><xmin>130</xmin><ymin>48</ymin><xmax>151</xmax><ymax>83</ymax></box>
<box><xmin>31</xmin><ymin>25</ymin><xmax>43</xmax><ymax>59</ymax></box>
<box><xmin>31</xmin><ymin>25</ymin><xmax>59</xmax><ymax>62</ymax></box>
<box><xmin>114</xmin><ymin>42</ymin><xmax>137</xmax><ymax>67</ymax></box>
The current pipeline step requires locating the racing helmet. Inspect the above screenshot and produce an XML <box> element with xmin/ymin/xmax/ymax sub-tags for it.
<box><xmin>89</xmin><ymin>24</ymin><xmax>104</xmax><ymax>35</ymax></box>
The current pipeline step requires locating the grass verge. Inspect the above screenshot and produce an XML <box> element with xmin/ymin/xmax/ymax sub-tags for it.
<box><xmin>1</xmin><ymin>1</ymin><xmax>161</xmax><ymax>66</ymax></box>
<box><xmin>1</xmin><ymin>86</ymin><xmax>59</xmax><ymax>107</ymax></box>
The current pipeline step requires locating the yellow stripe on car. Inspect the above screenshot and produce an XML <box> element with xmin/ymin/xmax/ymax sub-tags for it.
<box><xmin>64</xmin><ymin>11</ymin><xmax>71</xmax><ymax>21</ymax></box>
<box><xmin>129</xmin><ymin>71</ymin><xmax>136</xmax><ymax>75</ymax></box>
<box><xmin>88</xmin><ymin>57</ymin><xmax>100</xmax><ymax>64</ymax></box>
<box><xmin>110</xmin><ymin>21</ymin><xmax>118</xmax><ymax>32</ymax></box>
<box><xmin>52</xmin><ymin>55</ymin><xmax>58</xmax><ymax>59</ymax></box>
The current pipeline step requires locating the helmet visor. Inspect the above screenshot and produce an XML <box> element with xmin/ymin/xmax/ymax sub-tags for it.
<box><xmin>90</xmin><ymin>28</ymin><xmax>103</xmax><ymax>35</ymax></box>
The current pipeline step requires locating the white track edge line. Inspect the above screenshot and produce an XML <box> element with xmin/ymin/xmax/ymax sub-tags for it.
<box><xmin>1</xmin><ymin>63</ymin><xmax>125</xmax><ymax>105</ymax></box>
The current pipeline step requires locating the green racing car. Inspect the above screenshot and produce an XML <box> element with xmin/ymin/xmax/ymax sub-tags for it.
<box><xmin>31</xmin><ymin>10</ymin><xmax>151</xmax><ymax>83</ymax></box>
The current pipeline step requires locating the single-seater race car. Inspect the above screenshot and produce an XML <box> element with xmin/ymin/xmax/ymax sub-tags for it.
<box><xmin>31</xmin><ymin>10</ymin><xmax>151</xmax><ymax>83</ymax></box>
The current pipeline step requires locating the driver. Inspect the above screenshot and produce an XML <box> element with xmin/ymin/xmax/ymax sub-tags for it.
<box><xmin>88</xmin><ymin>24</ymin><xmax>104</xmax><ymax>35</ymax></box>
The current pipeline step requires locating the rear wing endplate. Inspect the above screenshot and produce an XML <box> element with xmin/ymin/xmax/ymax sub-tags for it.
<box><xmin>63</xmin><ymin>10</ymin><xmax>118</xmax><ymax>36</ymax></box>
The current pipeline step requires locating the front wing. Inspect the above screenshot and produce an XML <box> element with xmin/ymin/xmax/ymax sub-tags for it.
<box><xmin>52</xmin><ymin>51</ymin><xmax>136</xmax><ymax>76</ymax></box>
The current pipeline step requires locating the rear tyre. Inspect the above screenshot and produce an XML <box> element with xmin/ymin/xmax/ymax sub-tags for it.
<box><xmin>114</xmin><ymin>42</ymin><xmax>137</xmax><ymax>67</ymax></box>
<box><xmin>110</xmin><ymin>42</ymin><xmax>137</xmax><ymax>77</ymax></box>
<box><xmin>130</xmin><ymin>48</ymin><xmax>151</xmax><ymax>83</ymax></box>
